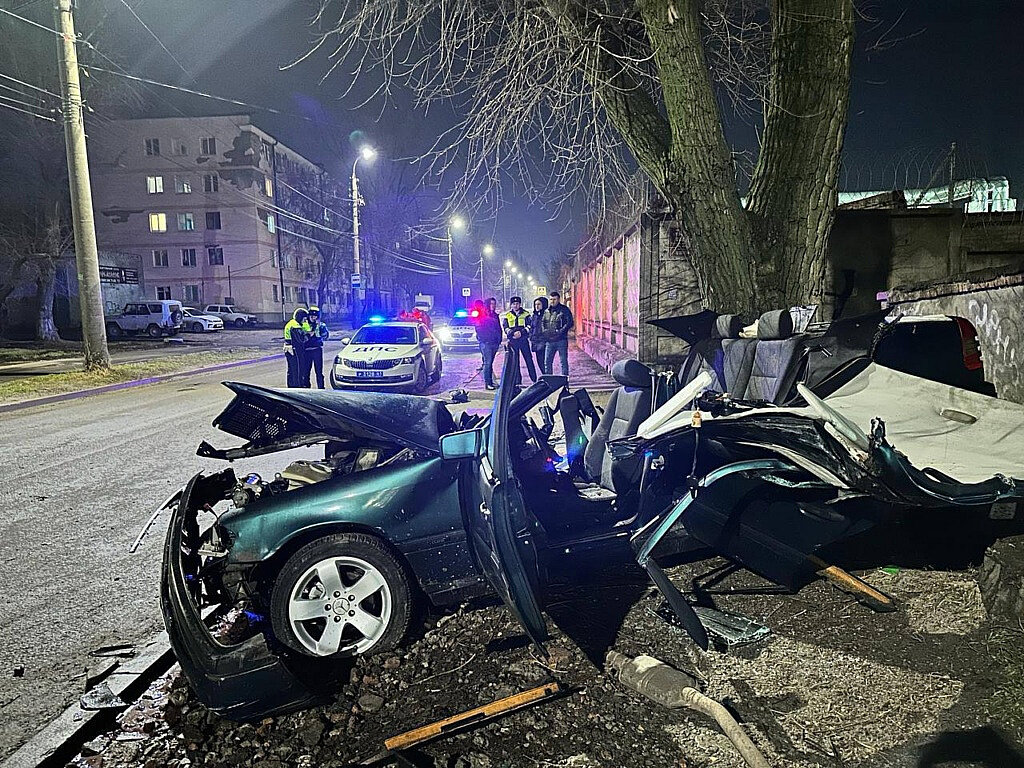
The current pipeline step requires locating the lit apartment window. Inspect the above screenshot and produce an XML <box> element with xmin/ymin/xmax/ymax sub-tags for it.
<box><xmin>156</xmin><ymin>286</ymin><xmax>171</xmax><ymax>300</ymax></box>
<box><xmin>177</xmin><ymin>213</ymin><xmax>195</xmax><ymax>231</ymax></box>
<box><xmin>200</xmin><ymin>137</ymin><xmax>217</xmax><ymax>155</ymax></box>
<box><xmin>174</xmin><ymin>176</ymin><xmax>192</xmax><ymax>194</ymax></box>
<box><xmin>265</xmin><ymin>213</ymin><xmax>276</xmax><ymax>233</ymax></box>
<box><xmin>181</xmin><ymin>248</ymin><xmax>197</xmax><ymax>267</ymax></box>
<box><xmin>207</xmin><ymin>246</ymin><xmax>224</xmax><ymax>266</ymax></box>
<box><xmin>203</xmin><ymin>174</ymin><xmax>219</xmax><ymax>193</ymax></box>
<box><xmin>145</xmin><ymin>138</ymin><xmax>160</xmax><ymax>156</ymax></box>
<box><xmin>146</xmin><ymin>176</ymin><xmax>163</xmax><ymax>194</ymax></box>
<box><xmin>183</xmin><ymin>285</ymin><xmax>200</xmax><ymax>303</ymax></box>
<box><xmin>205</xmin><ymin>211</ymin><xmax>222</xmax><ymax>230</ymax></box>
<box><xmin>152</xmin><ymin>249</ymin><xmax>168</xmax><ymax>267</ymax></box>
<box><xmin>272</xmin><ymin>284</ymin><xmax>279</xmax><ymax>302</ymax></box>
<box><xmin>264</xmin><ymin>177</ymin><xmax>273</xmax><ymax>197</ymax></box>
<box><xmin>149</xmin><ymin>213</ymin><xmax>167</xmax><ymax>233</ymax></box>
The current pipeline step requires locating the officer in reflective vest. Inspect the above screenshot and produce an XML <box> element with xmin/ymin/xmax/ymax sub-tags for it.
<box><xmin>283</xmin><ymin>307</ymin><xmax>309</xmax><ymax>387</ymax></box>
<box><xmin>502</xmin><ymin>296</ymin><xmax>537</xmax><ymax>386</ymax></box>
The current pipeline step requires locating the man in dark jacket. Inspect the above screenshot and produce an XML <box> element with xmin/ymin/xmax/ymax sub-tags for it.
<box><xmin>542</xmin><ymin>291</ymin><xmax>573</xmax><ymax>377</ymax></box>
<box><xmin>475</xmin><ymin>297</ymin><xmax>502</xmax><ymax>390</ymax></box>
<box><xmin>301</xmin><ymin>306</ymin><xmax>330</xmax><ymax>389</ymax></box>
<box><xmin>502</xmin><ymin>296</ymin><xmax>537</xmax><ymax>386</ymax></box>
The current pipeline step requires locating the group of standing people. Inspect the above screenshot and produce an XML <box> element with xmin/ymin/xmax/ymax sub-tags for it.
<box><xmin>473</xmin><ymin>291</ymin><xmax>574</xmax><ymax>390</ymax></box>
<box><xmin>283</xmin><ymin>306</ymin><xmax>330</xmax><ymax>388</ymax></box>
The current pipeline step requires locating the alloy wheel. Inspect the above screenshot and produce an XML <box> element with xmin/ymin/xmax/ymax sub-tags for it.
<box><xmin>287</xmin><ymin>556</ymin><xmax>392</xmax><ymax>656</ymax></box>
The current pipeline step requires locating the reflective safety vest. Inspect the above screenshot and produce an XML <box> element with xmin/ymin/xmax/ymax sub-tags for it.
<box><xmin>503</xmin><ymin>309</ymin><xmax>528</xmax><ymax>328</ymax></box>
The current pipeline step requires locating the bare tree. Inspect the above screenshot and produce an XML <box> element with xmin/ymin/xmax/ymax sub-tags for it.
<box><xmin>305</xmin><ymin>0</ymin><xmax>853</xmax><ymax>314</ymax></box>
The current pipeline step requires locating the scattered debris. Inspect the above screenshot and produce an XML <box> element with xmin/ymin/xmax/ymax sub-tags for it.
<box><xmin>607</xmin><ymin>651</ymin><xmax>770</xmax><ymax>768</ymax></box>
<box><xmin>656</xmin><ymin>603</ymin><xmax>771</xmax><ymax>648</ymax></box>
<box><xmin>12</xmin><ymin>665</ymin><xmax>24</xmax><ymax>678</ymax></box>
<box><xmin>80</xmin><ymin>736</ymin><xmax>110</xmax><ymax>756</ymax></box>
<box><xmin>357</xmin><ymin>682</ymin><xmax>565</xmax><ymax>765</ymax></box>
<box><xmin>80</xmin><ymin>681</ymin><xmax>128</xmax><ymax>711</ymax></box>
<box><xmin>89</xmin><ymin>643</ymin><xmax>137</xmax><ymax>659</ymax></box>
<box><xmin>448</xmin><ymin>388</ymin><xmax>470</xmax><ymax>404</ymax></box>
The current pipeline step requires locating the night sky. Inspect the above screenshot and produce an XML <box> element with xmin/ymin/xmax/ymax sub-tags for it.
<box><xmin>5</xmin><ymin>0</ymin><xmax>1023</xmax><ymax>286</ymax></box>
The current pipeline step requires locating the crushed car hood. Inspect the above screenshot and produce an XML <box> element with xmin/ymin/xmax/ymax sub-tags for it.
<box><xmin>211</xmin><ymin>382</ymin><xmax>455</xmax><ymax>454</ymax></box>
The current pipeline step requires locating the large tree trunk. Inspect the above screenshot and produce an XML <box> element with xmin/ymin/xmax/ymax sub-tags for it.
<box><xmin>35</xmin><ymin>257</ymin><xmax>60</xmax><ymax>341</ymax></box>
<box><xmin>587</xmin><ymin>0</ymin><xmax>853</xmax><ymax>316</ymax></box>
<box><xmin>746</xmin><ymin>0</ymin><xmax>854</xmax><ymax>309</ymax></box>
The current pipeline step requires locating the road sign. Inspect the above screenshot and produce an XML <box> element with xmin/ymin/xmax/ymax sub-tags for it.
<box><xmin>461</xmin><ymin>287</ymin><xmax>472</xmax><ymax>297</ymax></box>
<box><xmin>535</xmin><ymin>285</ymin><xmax>547</xmax><ymax>297</ymax></box>
<box><xmin>351</xmin><ymin>273</ymin><xmax>362</xmax><ymax>287</ymax></box>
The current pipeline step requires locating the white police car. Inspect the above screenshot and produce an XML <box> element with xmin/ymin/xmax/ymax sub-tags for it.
<box><xmin>330</xmin><ymin>319</ymin><xmax>443</xmax><ymax>392</ymax></box>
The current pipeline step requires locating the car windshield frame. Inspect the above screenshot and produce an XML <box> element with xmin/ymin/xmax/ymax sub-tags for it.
<box><xmin>351</xmin><ymin>325</ymin><xmax>418</xmax><ymax>345</ymax></box>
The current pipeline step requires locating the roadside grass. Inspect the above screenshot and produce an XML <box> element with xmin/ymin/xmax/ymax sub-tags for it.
<box><xmin>0</xmin><ymin>348</ymin><xmax>268</xmax><ymax>405</ymax></box>
<box><xmin>0</xmin><ymin>346</ymin><xmax>82</xmax><ymax>364</ymax></box>
<box><xmin>988</xmin><ymin>625</ymin><xmax>1024</xmax><ymax>742</ymax></box>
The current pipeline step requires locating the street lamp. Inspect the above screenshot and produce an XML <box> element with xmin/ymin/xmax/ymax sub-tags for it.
<box><xmin>480</xmin><ymin>243</ymin><xmax>494</xmax><ymax>301</ymax></box>
<box><xmin>446</xmin><ymin>215</ymin><xmax>465</xmax><ymax>312</ymax></box>
<box><xmin>351</xmin><ymin>145</ymin><xmax>376</xmax><ymax>322</ymax></box>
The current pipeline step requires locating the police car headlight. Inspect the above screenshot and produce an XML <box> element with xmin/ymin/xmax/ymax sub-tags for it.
<box><xmin>437</xmin><ymin>328</ymin><xmax>452</xmax><ymax>341</ymax></box>
<box><xmin>400</xmin><ymin>355</ymin><xmax>419</xmax><ymax>364</ymax></box>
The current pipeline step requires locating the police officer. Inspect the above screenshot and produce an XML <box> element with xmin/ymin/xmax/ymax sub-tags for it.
<box><xmin>502</xmin><ymin>296</ymin><xmax>537</xmax><ymax>386</ymax></box>
<box><xmin>302</xmin><ymin>306</ymin><xmax>330</xmax><ymax>389</ymax></box>
<box><xmin>283</xmin><ymin>307</ymin><xmax>309</xmax><ymax>388</ymax></box>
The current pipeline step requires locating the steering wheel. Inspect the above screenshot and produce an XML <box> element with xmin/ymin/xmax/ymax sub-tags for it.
<box><xmin>796</xmin><ymin>383</ymin><xmax>870</xmax><ymax>452</ymax></box>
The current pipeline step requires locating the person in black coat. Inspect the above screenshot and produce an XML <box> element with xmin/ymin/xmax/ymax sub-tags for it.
<box><xmin>528</xmin><ymin>296</ymin><xmax>549</xmax><ymax>376</ymax></box>
<box><xmin>475</xmin><ymin>297</ymin><xmax>502</xmax><ymax>390</ymax></box>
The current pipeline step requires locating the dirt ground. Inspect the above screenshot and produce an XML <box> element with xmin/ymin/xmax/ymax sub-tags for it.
<box><xmin>65</xmin><ymin>542</ymin><xmax>1024</xmax><ymax>768</ymax></box>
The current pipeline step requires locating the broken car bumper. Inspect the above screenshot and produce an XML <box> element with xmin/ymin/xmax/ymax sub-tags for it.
<box><xmin>160</xmin><ymin>471</ymin><xmax>326</xmax><ymax>720</ymax></box>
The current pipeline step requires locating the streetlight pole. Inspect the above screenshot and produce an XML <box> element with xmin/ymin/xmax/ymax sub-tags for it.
<box><xmin>447</xmin><ymin>216</ymin><xmax>465</xmax><ymax>313</ymax></box>
<box><xmin>350</xmin><ymin>146</ymin><xmax>376</xmax><ymax>324</ymax></box>
<box><xmin>480</xmin><ymin>244</ymin><xmax>493</xmax><ymax>302</ymax></box>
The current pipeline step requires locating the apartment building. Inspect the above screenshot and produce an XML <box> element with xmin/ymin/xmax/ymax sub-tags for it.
<box><xmin>90</xmin><ymin>115</ymin><xmax>328</xmax><ymax>323</ymax></box>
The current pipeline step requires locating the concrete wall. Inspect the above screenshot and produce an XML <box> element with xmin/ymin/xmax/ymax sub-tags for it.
<box><xmin>889</xmin><ymin>271</ymin><xmax>1024</xmax><ymax>403</ymax></box>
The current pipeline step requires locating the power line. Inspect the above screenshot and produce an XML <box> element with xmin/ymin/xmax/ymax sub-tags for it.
<box><xmin>0</xmin><ymin>91</ymin><xmax>54</xmax><ymax>112</ymax></box>
<box><xmin>0</xmin><ymin>99</ymin><xmax>56</xmax><ymax>121</ymax></box>
<box><xmin>0</xmin><ymin>5</ymin><xmax>61</xmax><ymax>36</ymax></box>
<box><xmin>113</xmin><ymin>0</ymin><xmax>196</xmax><ymax>84</ymax></box>
<box><xmin>0</xmin><ymin>71</ymin><xmax>60</xmax><ymax>98</ymax></box>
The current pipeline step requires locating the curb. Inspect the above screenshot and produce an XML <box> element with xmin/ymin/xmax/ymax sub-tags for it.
<box><xmin>0</xmin><ymin>633</ymin><xmax>175</xmax><ymax>768</ymax></box>
<box><xmin>0</xmin><ymin>352</ymin><xmax>284</xmax><ymax>415</ymax></box>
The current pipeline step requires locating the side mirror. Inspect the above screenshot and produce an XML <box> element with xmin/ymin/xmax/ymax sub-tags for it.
<box><xmin>439</xmin><ymin>428</ymin><xmax>486</xmax><ymax>461</ymax></box>
<box><xmin>338</xmin><ymin>335</ymin><xmax>352</xmax><ymax>346</ymax></box>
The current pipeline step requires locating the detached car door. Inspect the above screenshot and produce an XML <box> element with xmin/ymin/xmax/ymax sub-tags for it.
<box><xmin>465</xmin><ymin>359</ymin><xmax>548</xmax><ymax>651</ymax></box>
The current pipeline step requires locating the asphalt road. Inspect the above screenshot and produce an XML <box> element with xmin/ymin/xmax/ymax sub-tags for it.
<box><xmin>0</xmin><ymin>341</ymin><xmax>612</xmax><ymax>759</ymax></box>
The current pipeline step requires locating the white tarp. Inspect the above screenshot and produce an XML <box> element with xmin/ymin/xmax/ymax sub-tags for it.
<box><xmin>824</xmin><ymin>364</ymin><xmax>1024</xmax><ymax>484</ymax></box>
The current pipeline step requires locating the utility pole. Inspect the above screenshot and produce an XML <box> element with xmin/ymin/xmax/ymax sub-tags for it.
<box><xmin>446</xmin><ymin>227</ymin><xmax>454</xmax><ymax>314</ymax></box>
<box><xmin>351</xmin><ymin>163</ymin><xmax>361</xmax><ymax>324</ymax></box>
<box><xmin>54</xmin><ymin>0</ymin><xmax>109</xmax><ymax>369</ymax></box>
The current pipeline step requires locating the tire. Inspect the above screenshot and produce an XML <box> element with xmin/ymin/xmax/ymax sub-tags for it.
<box><xmin>269</xmin><ymin>533</ymin><xmax>413</xmax><ymax>658</ymax></box>
<box><xmin>191</xmin><ymin>322</ymin><xmax>204</xmax><ymax>333</ymax></box>
<box><xmin>234</xmin><ymin>318</ymin><xmax>246</xmax><ymax>328</ymax></box>
<box><xmin>146</xmin><ymin>323</ymin><xmax>161</xmax><ymax>338</ymax></box>
<box><xmin>105</xmin><ymin>322</ymin><xmax>123</xmax><ymax>339</ymax></box>
<box><xmin>429</xmin><ymin>355</ymin><xmax>442</xmax><ymax>384</ymax></box>
<box><xmin>414</xmin><ymin>363</ymin><xmax>427</xmax><ymax>392</ymax></box>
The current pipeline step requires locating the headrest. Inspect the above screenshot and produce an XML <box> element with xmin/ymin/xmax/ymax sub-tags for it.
<box><xmin>711</xmin><ymin>314</ymin><xmax>745</xmax><ymax>339</ymax></box>
<box><xmin>612</xmin><ymin>359</ymin><xmax>652</xmax><ymax>389</ymax></box>
<box><xmin>756</xmin><ymin>309</ymin><xmax>795</xmax><ymax>340</ymax></box>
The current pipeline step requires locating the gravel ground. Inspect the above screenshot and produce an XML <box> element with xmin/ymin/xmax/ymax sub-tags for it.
<box><xmin>63</xmin><ymin>550</ymin><xmax>1024</xmax><ymax>768</ymax></box>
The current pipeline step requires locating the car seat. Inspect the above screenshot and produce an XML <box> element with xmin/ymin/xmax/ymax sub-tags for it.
<box><xmin>581</xmin><ymin>359</ymin><xmax>655</xmax><ymax>494</ymax></box>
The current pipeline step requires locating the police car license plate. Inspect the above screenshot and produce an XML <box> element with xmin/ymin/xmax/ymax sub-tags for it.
<box><xmin>356</xmin><ymin>370</ymin><xmax>385</xmax><ymax>378</ymax></box>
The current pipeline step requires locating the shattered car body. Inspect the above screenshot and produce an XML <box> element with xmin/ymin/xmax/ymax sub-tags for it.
<box><xmin>159</xmin><ymin>309</ymin><xmax>1024</xmax><ymax>719</ymax></box>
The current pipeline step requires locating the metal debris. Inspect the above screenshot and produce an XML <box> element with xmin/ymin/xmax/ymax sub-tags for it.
<box><xmin>80</xmin><ymin>681</ymin><xmax>128</xmax><ymax>711</ymax></box>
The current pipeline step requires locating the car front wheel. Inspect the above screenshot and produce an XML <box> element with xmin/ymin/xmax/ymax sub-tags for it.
<box><xmin>234</xmin><ymin>318</ymin><xmax>246</xmax><ymax>328</ymax></box>
<box><xmin>269</xmin><ymin>534</ymin><xmax>412</xmax><ymax>658</ymax></box>
<box><xmin>191</xmin><ymin>321</ymin><xmax>204</xmax><ymax>333</ymax></box>
<box><xmin>414</xmin><ymin>362</ymin><xmax>428</xmax><ymax>392</ymax></box>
